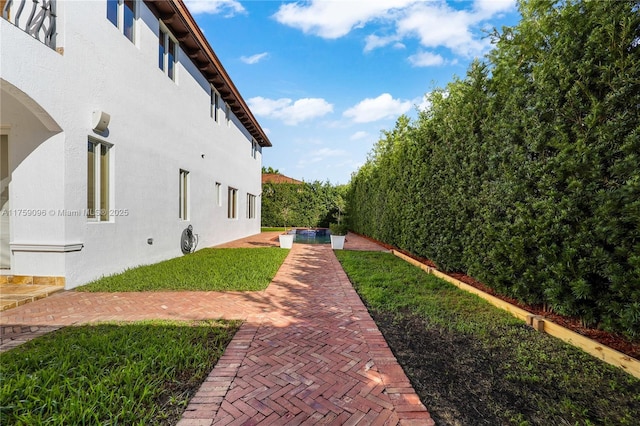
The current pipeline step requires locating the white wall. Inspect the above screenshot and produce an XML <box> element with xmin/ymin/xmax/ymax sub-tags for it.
<box><xmin>0</xmin><ymin>20</ymin><xmax>67</xmax><ymax>276</ymax></box>
<box><xmin>0</xmin><ymin>1</ymin><xmax>264</xmax><ymax>287</ymax></box>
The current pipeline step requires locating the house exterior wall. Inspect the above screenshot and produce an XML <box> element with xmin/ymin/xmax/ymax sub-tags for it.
<box><xmin>0</xmin><ymin>0</ymin><xmax>265</xmax><ymax>288</ymax></box>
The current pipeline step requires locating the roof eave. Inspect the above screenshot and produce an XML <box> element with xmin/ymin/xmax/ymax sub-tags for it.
<box><xmin>144</xmin><ymin>0</ymin><xmax>272</xmax><ymax>148</ymax></box>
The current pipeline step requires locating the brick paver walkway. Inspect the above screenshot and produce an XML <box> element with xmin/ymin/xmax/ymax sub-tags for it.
<box><xmin>1</xmin><ymin>234</ymin><xmax>433</xmax><ymax>425</ymax></box>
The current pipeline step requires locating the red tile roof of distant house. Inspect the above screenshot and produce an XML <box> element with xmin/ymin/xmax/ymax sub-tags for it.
<box><xmin>262</xmin><ymin>173</ymin><xmax>304</xmax><ymax>185</ymax></box>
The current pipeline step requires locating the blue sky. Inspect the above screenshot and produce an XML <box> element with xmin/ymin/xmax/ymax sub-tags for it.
<box><xmin>184</xmin><ymin>0</ymin><xmax>521</xmax><ymax>184</ymax></box>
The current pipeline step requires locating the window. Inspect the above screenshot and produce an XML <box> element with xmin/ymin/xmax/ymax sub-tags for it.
<box><xmin>107</xmin><ymin>0</ymin><xmax>135</xmax><ymax>43</ymax></box>
<box><xmin>179</xmin><ymin>170</ymin><xmax>189</xmax><ymax>220</ymax></box>
<box><xmin>87</xmin><ymin>139</ymin><xmax>111</xmax><ymax>221</ymax></box>
<box><xmin>225</xmin><ymin>103</ymin><xmax>230</xmax><ymax>127</ymax></box>
<box><xmin>251</xmin><ymin>139</ymin><xmax>258</xmax><ymax>159</ymax></box>
<box><xmin>159</xmin><ymin>24</ymin><xmax>177</xmax><ymax>80</ymax></box>
<box><xmin>247</xmin><ymin>194</ymin><xmax>256</xmax><ymax>219</ymax></box>
<box><xmin>107</xmin><ymin>0</ymin><xmax>117</xmax><ymax>26</ymax></box>
<box><xmin>215</xmin><ymin>182</ymin><xmax>222</xmax><ymax>206</ymax></box>
<box><xmin>211</xmin><ymin>87</ymin><xmax>219</xmax><ymax>121</ymax></box>
<box><xmin>227</xmin><ymin>187</ymin><xmax>237</xmax><ymax>219</ymax></box>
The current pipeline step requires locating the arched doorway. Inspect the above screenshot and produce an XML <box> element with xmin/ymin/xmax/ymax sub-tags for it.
<box><xmin>0</xmin><ymin>79</ymin><xmax>62</xmax><ymax>270</ymax></box>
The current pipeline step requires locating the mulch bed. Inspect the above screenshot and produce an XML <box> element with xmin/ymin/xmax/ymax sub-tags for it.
<box><xmin>370</xmin><ymin>309</ymin><xmax>536</xmax><ymax>426</ymax></box>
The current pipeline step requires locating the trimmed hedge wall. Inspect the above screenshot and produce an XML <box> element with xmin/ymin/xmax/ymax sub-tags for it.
<box><xmin>261</xmin><ymin>180</ymin><xmax>346</xmax><ymax>228</ymax></box>
<box><xmin>347</xmin><ymin>0</ymin><xmax>640</xmax><ymax>339</ymax></box>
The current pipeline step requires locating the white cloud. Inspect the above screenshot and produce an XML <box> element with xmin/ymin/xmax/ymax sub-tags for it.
<box><xmin>240</xmin><ymin>52</ymin><xmax>269</xmax><ymax>64</ymax></box>
<box><xmin>414</xmin><ymin>94</ymin><xmax>432</xmax><ymax>112</ymax></box>
<box><xmin>184</xmin><ymin>0</ymin><xmax>245</xmax><ymax>16</ymax></box>
<box><xmin>248</xmin><ymin>97</ymin><xmax>291</xmax><ymax>117</ymax></box>
<box><xmin>396</xmin><ymin>3</ymin><xmax>486</xmax><ymax>57</ymax></box>
<box><xmin>312</xmin><ymin>148</ymin><xmax>347</xmax><ymax>159</ymax></box>
<box><xmin>274</xmin><ymin>0</ymin><xmax>516</xmax><ymax>59</ymax></box>
<box><xmin>364</xmin><ymin>34</ymin><xmax>403</xmax><ymax>52</ymax></box>
<box><xmin>408</xmin><ymin>51</ymin><xmax>446</xmax><ymax>67</ymax></box>
<box><xmin>296</xmin><ymin>148</ymin><xmax>348</xmax><ymax>168</ymax></box>
<box><xmin>474</xmin><ymin>0</ymin><xmax>516</xmax><ymax>17</ymax></box>
<box><xmin>248</xmin><ymin>96</ymin><xmax>334</xmax><ymax>125</ymax></box>
<box><xmin>350</xmin><ymin>131</ymin><xmax>369</xmax><ymax>141</ymax></box>
<box><xmin>343</xmin><ymin>93</ymin><xmax>412</xmax><ymax>123</ymax></box>
<box><xmin>273</xmin><ymin>0</ymin><xmax>416</xmax><ymax>39</ymax></box>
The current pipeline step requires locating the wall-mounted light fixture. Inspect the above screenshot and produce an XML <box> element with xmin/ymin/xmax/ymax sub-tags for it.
<box><xmin>92</xmin><ymin>110</ymin><xmax>110</xmax><ymax>132</ymax></box>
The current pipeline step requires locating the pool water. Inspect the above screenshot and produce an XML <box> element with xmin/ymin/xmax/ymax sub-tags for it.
<box><xmin>289</xmin><ymin>228</ymin><xmax>331</xmax><ymax>244</ymax></box>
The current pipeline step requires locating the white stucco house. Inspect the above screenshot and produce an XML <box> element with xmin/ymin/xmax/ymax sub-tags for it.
<box><xmin>0</xmin><ymin>0</ymin><xmax>271</xmax><ymax>288</ymax></box>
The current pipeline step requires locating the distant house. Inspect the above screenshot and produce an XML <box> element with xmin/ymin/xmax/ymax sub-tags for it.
<box><xmin>0</xmin><ymin>0</ymin><xmax>271</xmax><ymax>288</ymax></box>
<box><xmin>262</xmin><ymin>173</ymin><xmax>303</xmax><ymax>185</ymax></box>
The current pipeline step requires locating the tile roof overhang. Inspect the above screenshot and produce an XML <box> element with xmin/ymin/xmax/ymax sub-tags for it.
<box><xmin>144</xmin><ymin>0</ymin><xmax>272</xmax><ymax>147</ymax></box>
<box><xmin>262</xmin><ymin>173</ymin><xmax>304</xmax><ymax>185</ymax></box>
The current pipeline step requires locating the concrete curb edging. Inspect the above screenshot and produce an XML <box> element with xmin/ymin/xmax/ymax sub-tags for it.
<box><xmin>391</xmin><ymin>250</ymin><xmax>640</xmax><ymax>380</ymax></box>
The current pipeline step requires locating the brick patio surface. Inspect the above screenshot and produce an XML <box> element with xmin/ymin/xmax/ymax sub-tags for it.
<box><xmin>0</xmin><ymin>233</ymin><xmax>433</xmax><ymax>425</ymax></box>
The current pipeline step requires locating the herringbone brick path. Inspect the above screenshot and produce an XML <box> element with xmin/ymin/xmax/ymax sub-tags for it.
<box><xmin>179</xmin><ymin>244</ymin><xmax>432</xmax><ymax>425</ymax></box>
<box><xmin>1</xmin><ymin>234</ymin><xmax>433</xmax><ymax>424</ymax></box>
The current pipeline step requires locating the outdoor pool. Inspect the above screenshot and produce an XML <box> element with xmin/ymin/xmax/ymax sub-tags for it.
<box><xmin>289</xmin><ymin>228</ymin><xmax>331</xmax><ymax>244</ymax></box>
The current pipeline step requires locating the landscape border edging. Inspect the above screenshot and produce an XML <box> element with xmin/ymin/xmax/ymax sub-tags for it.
<box><xmin>391</xmin><ymin>249</ymin><xmax>640</xmax><ymax>379</ymax></box>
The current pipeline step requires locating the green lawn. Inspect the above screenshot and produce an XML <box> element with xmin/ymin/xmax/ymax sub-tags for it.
<box><xmin>78</xmin><ymin>248</ymin><xmax>289</xmax><ymax>292</ymax></box>
<box><xmin>9</xmin><ymin>244</ymin><xmax>637</xmax><ymax>424</ymax></box>
<box><xmin>2</xmin><ymin>247</ymin><xmax>290</xmax><ymax>424</ymax></box>
<box><xmin>335</xmin><ymin>251</ymin><xmax>640</xmax><ymax>426</ymax></box>
<box><xmin>0</xmin><ymin>320</ymin><xmax>240</xmax><ymax>425</ymax></box>
<box><xmin>261</xmin><ymin>227</ymin><xmax>286</xmax><ymax>232</ymax></box>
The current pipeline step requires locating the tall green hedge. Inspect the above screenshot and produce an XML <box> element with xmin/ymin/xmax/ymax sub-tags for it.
<box><xmin>347</xmin><ymin>0</ymin><xmax>640</xmax><ymax>339</ymax></box>
<box><xmin>261</xmin><ymin>180</ymin><xmax>346</xmax><ymax>228</ymax></box>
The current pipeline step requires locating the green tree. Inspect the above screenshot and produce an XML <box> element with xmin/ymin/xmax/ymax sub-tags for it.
<box><xmin>346</xmin><ymin>0</ymin><xmax>640</xmax><ymax>339</ymax></box>
<box><xmin>261</xmin><ymin>166</ymin><xmax>280</xmax><ymax>174</ymax></box>
<box><xmin>261</xmin><ymin>179</ymin><xmax>348</xmax><ymax>229</ymax></box>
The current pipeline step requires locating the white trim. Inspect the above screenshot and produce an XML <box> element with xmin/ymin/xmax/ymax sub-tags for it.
<box><xmin>247</xmin><ymin>193</ymin><xmax>256</xmax><ymax>219</ymax></box>
<box><xmin>11</xmin><ymin>242</ymin><xmax>84</xmax><ymax>252</ymax></box>
<box><xmin>108</xmin><ymin>0</ymin><xmax>137</xmax><ymax>45</ymax></box>
<box><xmin>227</xmin><ymin>186</ymin><xmax>237</xmax><ymax>219</ymax></box>
<box><xmin>215</xmin><ymin>181</ymin><xmax>222</xmax><ymax>206</ymax></box>
<box><xmin>159</xmin><ymin>21</ymin><xmax>178</xmax><ymax>82</ymax></box>
<box><xmin>179</xmin><ymin>169</ymin><xmax>190</xmax><ymax>220</ymax></box>
<box><xmin>211</xmin><ymin>85</ymin><xmax>220</xmax><ymax>122</ymax></box>
<box><xmin>87</xmin><ymin>137</ymin><xmax>113</xmax><ymax>222</ymax></box>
